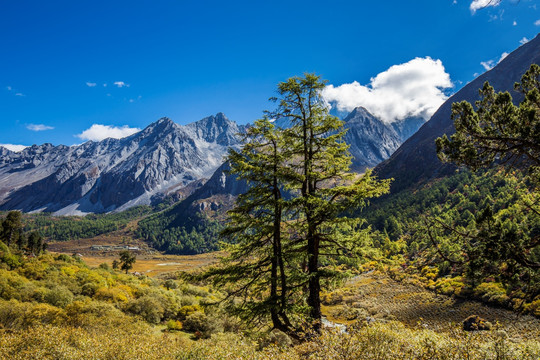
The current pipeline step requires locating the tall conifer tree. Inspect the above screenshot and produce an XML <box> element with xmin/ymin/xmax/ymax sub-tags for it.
<box><xmin>271</xmin><ymin>74</ymin><xmax>390</xmax><ymax>328</ymax></box>
<box><xmin>207</xmin><ymin>74</ymin><xmax>390</xmax><ymax>334</ymax></box>
<box><xmin>204</xmin><ymin>118</ymin><xmax>301</xmax><ymax>335</ymax></box>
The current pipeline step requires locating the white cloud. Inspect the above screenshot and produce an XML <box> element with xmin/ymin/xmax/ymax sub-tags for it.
<box><xmin>322</xmin><ymin>57</ymin><xmax>453</xmax><ymax>123</ymax></box>
<box><xmin>535</xmin><ymin>19</ymin><xmax>540</xmax><ymax>26</ymax></box>
<box><xmin>86</xmin><ymin>82</ymin><xmax>97</xmax><ymax>87</ymax></box>
<box><xmin>6</xmin><ymin>86</ymin><xmax>12</xmax><ymax>91</ymax></box>
<box><xmin>480</xmin><ymin>51</ymin><xmax>509</xmax><ymax>71</ymax></box>
<box><xmin>513</xmin><ymin>20</ymin><xmax>517</xmax><ymax>26</ymax></box>
<box><xmin>470</xmin><ymin>0</ymin><xmax>502</xmax><ymax>13</ymax></box>
<box><xmin>76</xmin><ymin>124</ymin><xmax>141</xmax><ymax>141</ymax></box>
<box><xmin>520</xmin><ymin>37</ymin><xmax>529</xmax><ymax>44</ymax></box>
<box><xmin>113</xmin><ymin>81</ymin><xmax>129</xmax><ymax>88</ymax></box>
<box><xmin>0</xmin><ymin>144</ymin><xmax>27</xmax><ymax>152</ymax></box>
<box><xmin>480</xmin><ymin>60</ymin><xmax>495</xmax><ymax>71</ymax></box>
<box><xmin>27</xmin><ymin>124</ymin><xmax>54</xmax><ymax>131</ymax></box>
<box><xmin>15</xmin><ymin>93</ymin><xmax>25</xmax><ymax>97</ymax></box>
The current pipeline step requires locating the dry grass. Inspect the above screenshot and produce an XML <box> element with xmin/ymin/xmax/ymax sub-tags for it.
<box><xmin>322</xmin><ymin>272</ymin><xmax>540</xmax><ymax>342</ymax></box>
<box><xmin>45</xmin><ymin>217</ymin><xmax>220</xmax><ymax>277</ymax></box>
<box><xmin>81</xmin><ymin>252</ymin><xmax>220</xmax><ymax>276</ymax></box>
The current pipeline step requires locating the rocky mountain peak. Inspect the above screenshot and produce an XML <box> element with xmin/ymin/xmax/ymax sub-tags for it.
<box><xmin>0</xmin><ymin>113</ymin><xmax>244</xmax><ymax>215</ymax></box>
<box><xmin>138</xmin><ymin>117</ymin><xmax>178</xmax><ymax>137</ymax></box>
<box><xmin>185</xmin><ymin>112</ymin><xmax>242</xmax><ymax>146</ymax></box>
<box><xmin>342</xmin><ymin>107</ymin><xmax>401</xmax><ymax>172</ymax></box>
<box><xmin>344</xmin><ymin>106</ymin><xmax>375</xmax><ymax>122</ymax></box>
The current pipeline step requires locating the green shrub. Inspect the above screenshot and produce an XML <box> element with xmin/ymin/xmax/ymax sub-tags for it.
<box><xmin>44</xmin><ymin>285</ymin><xmax>74</xmax><ymax>308</ymax></box>
<box><xmin>182</xmin><ymin>312</ymin><xmax>220</xmax><ymax>338</ymax></box>
<box><xmin>126</xmin><ymin>295</ymin><xmax>165</xmax><ymax>324</ymax></box>
<box><xmin>474</xmin><ymin>282</ymin><xmax>509</xmax><ymax>305</ymax></box>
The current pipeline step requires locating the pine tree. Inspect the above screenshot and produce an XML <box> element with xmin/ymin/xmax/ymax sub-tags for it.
<box><xmin>203</xmin><ymin>118</ymin><xmax>301</xmax><ymax>336</ymax></box>
<box><xmin>1</xmin><ymin>211</ymin><xmax>23</xmax><ymax>248</ymax></box>
<box><xmin>435</xmin><ymin>64</ymin><xmax>540</xmax><ymax>301</ymax></box>
<box><xmin>27</xmin><ymin>232</ymin><xmax>43</xmax><ymax>255</ymax></box>
<box><xmin>272</xmin><ymin>73</ymin><xmax>390</xmax><ymax>328</ymax></box>
<box><xmin>206</xmin><ymin>74</ymin><xmax>390</xmax><ymax>334</ymax></box>
<box><xmin>436</xmin><ymin>64</ymin><xmax>540</xmax><ymax>182</ymax></box>
<box><xmin>119</xmin><ymin>250</ymin><xmax>136</xmax><ymax>274</ymax></box>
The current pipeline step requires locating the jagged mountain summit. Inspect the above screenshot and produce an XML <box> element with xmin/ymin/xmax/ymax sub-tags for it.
<box><xmin>0</xmin><ymin>113</ymin><xmax>243</xmax><ymax>215</ymax></box>
<box><xmin>342</xmin><ymin>107</ymin><xmax>402</xmax><ymax>171</ymax></box>
<box><xmin>375</xmin><ymin>33</ymin><xmax>540</xmax><ymax>192</ymax></box>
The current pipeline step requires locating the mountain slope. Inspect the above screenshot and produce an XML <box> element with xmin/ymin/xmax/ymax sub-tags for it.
<box><xmin>0</xmin><ymin>114</ymin><xmax>243</xmax><ymax>215</ymax></box>
<box><xmin>374</xmin><ymin>34</ymin><xmax>540</xmax><ymax>192</ymax></box>
<box><xmin>136</xmin><ymin>161</ymin><xmax>248</xmax><ymax>254</ymax></box>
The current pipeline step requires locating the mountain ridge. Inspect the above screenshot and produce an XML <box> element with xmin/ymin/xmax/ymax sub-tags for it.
<box><xmin>0</xmin><ymin>114</ymin><xmax>243</xmax><ymax>215</ymax></box>
<box><xmin>374</xmin><ymin>33</ymin><xmax>540</xmax><ymax>192</ymax></box>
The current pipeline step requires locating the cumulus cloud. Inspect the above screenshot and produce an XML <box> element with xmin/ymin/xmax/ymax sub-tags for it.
<box><xmin>513</xmin><ymin>20</ymin><xmax>517</xmax><ymax>26</ymax></box>
<box><xmin>86</xmin><ymin>82</ymin><xmax>97</xmax><ymax>87</ymax></box>
<box><xmin>470</xmin><ymin>0</ymin><xmax>502</xmax><ymax>13</ymax></box>
<box><xmin>322</xmin><ymin>57</ymin><xmax>453</xmax><ymax>123</ymax></box>
<box><xmin>76</xmin><ymin>124</ymin><xmax>141</xmax><ymax>141</ymax></box>
<box><xmin>535</xmin><ymin>19</ymin><xmax>540</xmax><ymax>26</ymax></box>
<box><xmin>27</xmin><ymin>124</ymin><xmax>54</xmax><ymax>131</ymax></box>
<box><xmin>480</xmin><ymin>51</ymin><xmax>509</xmax><ymax>71</ymax></box>
<box><xmin>520</xmin><ymin>37</ymin><xmax>529</xmax><ymax>44</ymax></box>
<box><xmin>113</xmin><ymin>81</ymin><xmax>129</xmax><ymax>88</ymax></box>
<box><xmin>0</xmin><ymin>144</ymin><xmax>27</xmax><ymax>152</ymax></box>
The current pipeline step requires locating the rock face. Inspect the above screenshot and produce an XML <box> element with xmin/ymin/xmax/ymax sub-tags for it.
<box><xmin>158</xmin><ymin>160</ymin><xmax>248</xmax><ymax>230</ymax></box>
<box><xmin>0</xmin><ymin>114</ymin><xmax>243</xmax><ymax>215</ymax></box>
<box><xmin>342</xmin><ymin>107</ymin><xmax>402</xmax><ymax>172</ymax></box>
<box><xmin>375</xmin><ymin>34</ymin><xmax>540</xmax><ymax>192</ymax></box>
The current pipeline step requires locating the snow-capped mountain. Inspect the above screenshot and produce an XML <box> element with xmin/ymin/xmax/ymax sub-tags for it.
<box><xmin>0</xmin><ymin>113</ymin><xmax>243</xmax><ymax>215</ymax></box>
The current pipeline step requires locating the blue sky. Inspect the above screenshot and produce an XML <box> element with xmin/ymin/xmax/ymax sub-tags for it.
<box><xmin>1</xmin><ymin>0</ymin><xmax>539</xmax><ymax>148</ymax></box>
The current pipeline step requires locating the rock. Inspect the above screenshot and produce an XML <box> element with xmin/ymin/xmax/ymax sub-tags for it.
<box><xmin>463</xmin><ymin>315</ymin><xmax>493</xmax><ymax>331</ymax></box>
<box><xmin>259</xmin><ymin>329</ymin><xmax>293</xmax><ymax>349</ymax></box>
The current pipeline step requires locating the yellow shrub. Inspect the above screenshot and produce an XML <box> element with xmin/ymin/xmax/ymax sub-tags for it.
<box><xmin>474</xmin><ymin>282</ymin><xmax>508</xmax><ymax>305</ymax></box>
<box><xmin>178</xmin><ymin>304</ymin><xmax>203</xmax><ymax>319</ymax></box>
<box><xmin>166</xmin><ymin>319</ymin><xmax>183</xmax><ymax>331</ymax></box>
<box><xmin>60</xmin><ymin>265</ymin><xmax>79</xmax><ymax>277</ymax></box>
<box><xmin>421</xmin><ymin>266</ymin><xmax>438</xmax><ymax>280</ymax></box>
<box><xmin>94</xmin><ymin>287</ymin><xmax>129</xmax><ymax>303</ymax></box>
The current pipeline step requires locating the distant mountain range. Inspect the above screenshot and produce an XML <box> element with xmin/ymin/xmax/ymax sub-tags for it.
<box><xmin>375</xmin><ymin>33</ymin><xmax>540</xmax><ymax>192</ymax></box>
<box><xmin>0</xmin><ymin>113</ymin><xmax>243</xmax><ymax>215</ymax></box>
<box><xmin>0</xmin><ymin>90</ymin><xmax>425</xmax><ymax>216</ymax></box>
